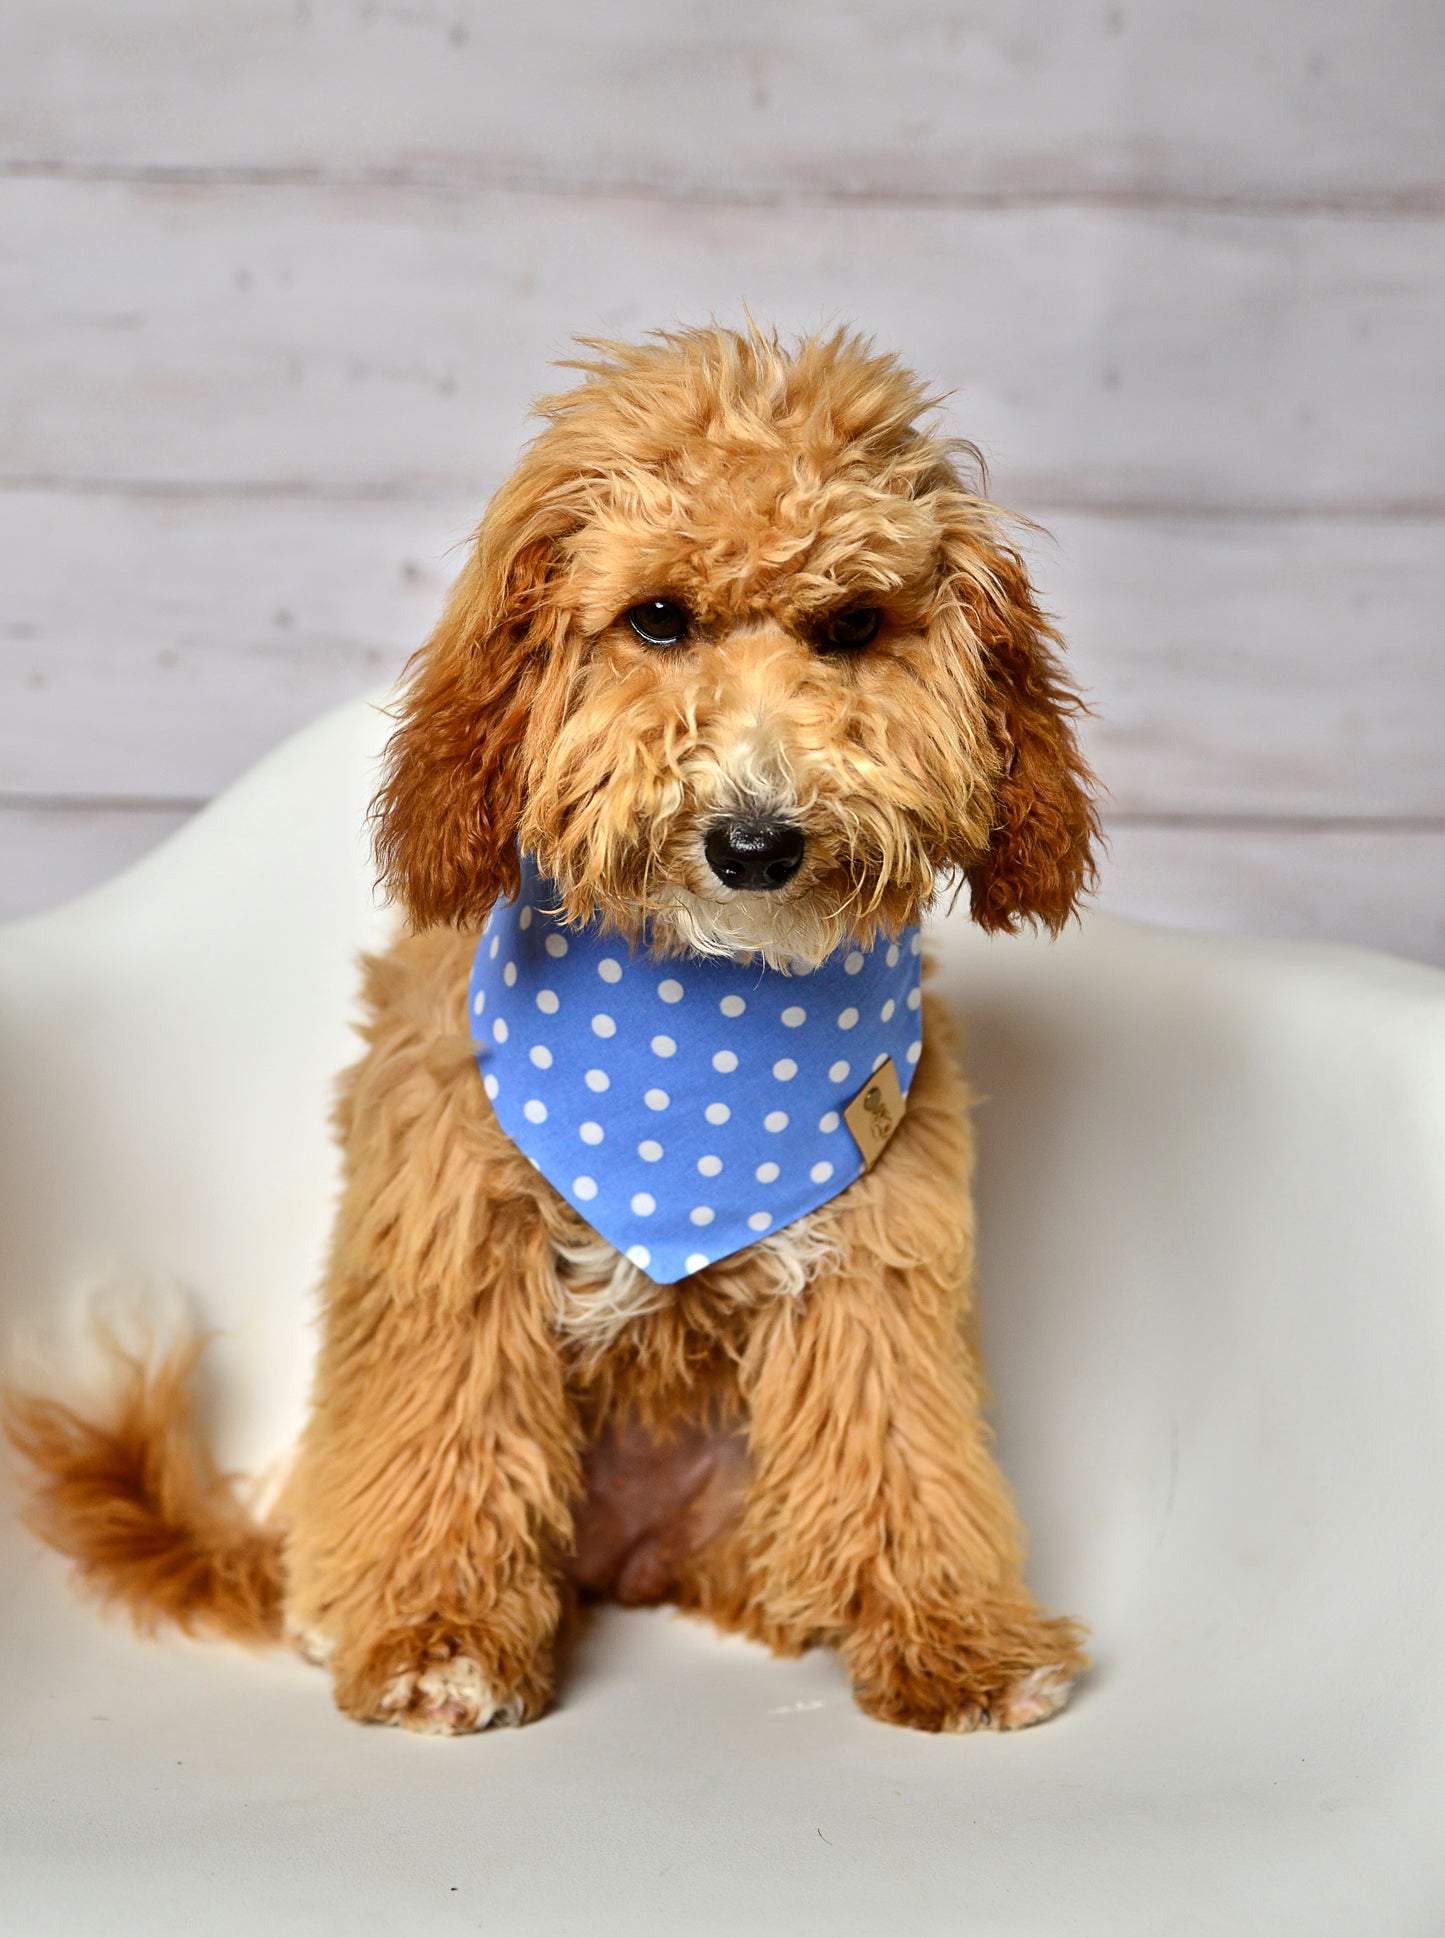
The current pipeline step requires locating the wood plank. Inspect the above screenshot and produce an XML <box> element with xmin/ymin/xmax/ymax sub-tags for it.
<box><xmin>3</xmin><ymin>491</ymin><xmax>1441</xmax><ymax>817</ymax></box>
<box><xmin>1098</xmin><ymin>822</ymin><xmax>1445</xmax><ymax>967</ymax></box>
<box><xmin>2</xmin><ymin>0</ymin><xmax>1441</xmax><ymax>208</ymax></box>
<box><xmin>0</xmin><ymin>492</ymin><xmax>467</xmax><ymax>797</ymax></box>
<box><xmin>0</xmin><ymin>804</ymin><xmax>192</xmax><ymax>925</ymax></box>
<box><xmin>3</xmin><ymin>181</ymin><xmax>1443</xmax><ymax>511</ymax></box>
<box><xmin>1036</xmin><ymin>515</ymin><xmax>1445</xmax><ymax>819</ymax></box>
<box><xmin>2</xmin><ymin>805</ymin><xmax>1440</xmax><ymax>968</ymax></box>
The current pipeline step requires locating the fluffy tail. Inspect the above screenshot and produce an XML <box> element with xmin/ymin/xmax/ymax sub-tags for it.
<box><xmin>2</xmin><ymin>1333</ymin><xmax>282</xmax><ymax>1645</ymax></box>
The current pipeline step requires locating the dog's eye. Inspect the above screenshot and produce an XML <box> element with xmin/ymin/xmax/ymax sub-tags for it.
<box><xmin>626</xmin><ymin>599</ymin><xmax>691</xmax><ymax>647</ymax></box>
<box><xmin>816</xmin><ymin>607</ymin><xmax>882</xmax><ymax>654</ymax></box>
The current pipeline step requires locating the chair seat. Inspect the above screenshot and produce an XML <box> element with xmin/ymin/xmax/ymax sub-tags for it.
<box><xmin>2</xmin><ymin>696</ymin><xmax>1443</xmax><ymax>1937</ymax></box>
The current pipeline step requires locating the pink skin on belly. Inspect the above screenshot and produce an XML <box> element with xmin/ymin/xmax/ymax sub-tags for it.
<box><xmin>569</xmin><ymin>1415</ymin><xmax>750</xmax><ymax>1604</ymax></box>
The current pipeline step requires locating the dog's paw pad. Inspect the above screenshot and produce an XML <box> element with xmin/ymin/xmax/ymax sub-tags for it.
<box><xmin>992</xmin><ymin>1664</ymin><xmax>1075</xmax><ymax>1730</ymax></box>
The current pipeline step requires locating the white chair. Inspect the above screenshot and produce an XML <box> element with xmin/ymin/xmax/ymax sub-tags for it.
<box><xmin>2</xmin><ymin>696</ymin><xmax>1442</xmax><ymax>1937</ymax></box>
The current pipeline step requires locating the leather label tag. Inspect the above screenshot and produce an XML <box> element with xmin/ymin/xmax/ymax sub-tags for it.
<box><xmin>843</xmin><ymin>1056</ymin><xmax>906</xmax><ymax>1169</ymax></box>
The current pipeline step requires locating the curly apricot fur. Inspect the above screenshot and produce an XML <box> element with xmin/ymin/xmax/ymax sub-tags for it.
<box><xmin>6</xmin><ymin>326</ymin><xmax>1093</xmax><ymax>1734</ymax></box>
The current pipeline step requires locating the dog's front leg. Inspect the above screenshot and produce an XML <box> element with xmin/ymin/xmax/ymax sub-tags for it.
<box><xmin>280</xmin><ymin>1239</ymin><xmax>578</xmax><ymax>1736</ymax></box>
<box><xmin>740</xmin><ymin>1256</ymin><xmax>1086</xmax><ymax>1732</ymax></box>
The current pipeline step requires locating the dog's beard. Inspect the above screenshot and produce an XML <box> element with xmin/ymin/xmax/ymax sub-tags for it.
<box><xmin>585</xmin><ymin>811</ymin><xmax>939</xmax><ymax>970</ymax></box>
<box><xmin>543</xmin><ymin>835</ymin><xmax>912</xmax><ymax>969</ymax></box>
<box><xmin>641</xmin><ymin>873</ymin><xmax>853</xmax><ymax>972</ymax></box>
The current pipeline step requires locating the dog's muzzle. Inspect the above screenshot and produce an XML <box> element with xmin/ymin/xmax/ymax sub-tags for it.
<box><xmin>704</xmin><ymin>818</ymin><xmax>805</xmax><ymax>891</ymax></box>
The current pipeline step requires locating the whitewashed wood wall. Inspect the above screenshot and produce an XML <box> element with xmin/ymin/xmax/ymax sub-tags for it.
<box><xmin>2</xmin><ymin>0</ymin><xmax>1442</xmax><ymax>961</ymax></box>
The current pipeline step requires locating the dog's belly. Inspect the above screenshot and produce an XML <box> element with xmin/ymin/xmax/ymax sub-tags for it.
<box><xmin>569</xmin><ymin>1414</ymin><xmax>749</xmax><ymax>1605</ymax></box>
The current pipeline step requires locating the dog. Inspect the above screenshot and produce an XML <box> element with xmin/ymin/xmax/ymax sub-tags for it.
<box><xmin>5</xmin><ymin>324</ymin><xmax>1098</xmax><ymax>1736</ymax></box>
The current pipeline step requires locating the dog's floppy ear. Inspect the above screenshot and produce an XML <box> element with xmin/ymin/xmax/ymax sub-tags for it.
<box><xmin>948</xmin><ymin>521</ymin><xmax>1101</xmax><ymax>935</ymax></box>
<box><xmin>372</xmin><ymin>469</ymin><xmax>569</xmax><ymax>931</ymax></box>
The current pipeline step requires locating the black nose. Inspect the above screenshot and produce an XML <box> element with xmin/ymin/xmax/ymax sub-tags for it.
<box><xmin>704</xmin><ymin>819</ymin><xmax>806</xmax><ymax>891</ymax></box>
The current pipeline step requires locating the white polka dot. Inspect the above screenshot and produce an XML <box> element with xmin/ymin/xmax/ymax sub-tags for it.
<box><xmin>907</xmin><ymin>986</ymin><xmax>922</xmax><ymax>1011</ymax></box>
<box><xmin>907</xmin><ymin>1040</ymin><xmax>922</xmax><ymax>1064</ymax></box>
<box><xmin>705</xmin><ymin>1102</ymin><xmax>731</xmax><ymax>1125</ymax></box>
<box><xmin>772</xmin><ymin>1057</ymin><xmax>797</xmax><ymax>1081</ymax></box>
<box><xmin>886</xmin><ymin>943</ymin><xmax>900</xmax><ymax>967</ymax></box>
<box><xmin>638</xmin><ymin>1139</ymin><xmax>664</xmax><ymax>1162</ymax></box>
<box><xmin>591</xmin><ymin>1013</ymin><xmax>616</xmax><ymax>1037</ymax></box>
<box><xmin>837</xmin><ymin>1007</ymin><xmax>859</xmax><ymax>1030</ymax></box>
<box><xmin>764</xmin><ymin>1110</ymin><xmax>789</xmax><ymax>1133</ymax></box>
<box><xmin>829</xmin><ymin>1060</ymin><xmax>851</xmax><ymax>1084</ymax></box>
<box><xmin>910</xmin><ymin>934</ymin><xmax>923</xmax><ymax>955</ymax></box>
<box><xmin>626</xmin><ymin>1244</ymin><xmax>651</xmax><ymax>1270</ymax></box>
<box><xmin>519</xmin><ymin>907</ymin><xmax>533</xmax><ymax>930</ymax></box>
<box><xmin>844</xmin><ymin>951</ymin><xmax>864</xmax><ymax>975</ymax></box>
<box><xmin>644</xmin><ymin>1088</ymin><xmax>670</xmax><ymax>1111</ymax></box>
<box><xmin>747</xmin><ymin>1211</ymin><xmax>772</xmax><ymax>1232</ymax></box>
<box><xmin>579</xmin><ymin>1121</ymin><xmax>604</xmax><ymax>1144</ymax></box>
<box><xmin>544</xmin><ymin>933</ymin><xmax>568</xmax><ymax>958</ymax></box>
<box><xmin>810</xmin><ymin>1160</ymin><xmax>835</xmax><ymax>1184</ymax></box>
<box><xmin>523</xmin><ymin>1099</ymin><xmax>547</xmax><ymax>1124</ymax></box>
<box><xmin>819</xmin><ymin>1111</ymin><xmax>840</xmax><ymax>1133</ymax></box>
<box><xmin>781</xmin><ymin>1005</ymin><xmax>806</xmax><ymax>1028</ymax></box>
<box><xmin>598</xmin><ymin>958</ymin><xmax>622</xmax><ymax>984</ymax></box>
<box><xmin>697</xmin><ymin>1154</ymin><xmax>723</xmax><ymax>1177</ymax></box>
<box><xmin>536</xmin><ymin>989</ymin><xmax>559</xmax><ymax>1015</ymax></box>
<box><xmin>712</xmin><ymin>1050</ymin><xmax>739</xmax><ymax>1074</ymax></box>
<box><xmin>658</xmin><ymin>978</ymin><xmax>684</xmax><ymax>1004</ymax></box>
<box><xmin>573</xmin><ymin>1175</ymin><xmax>597</xmax><ymax>1201</ymax></box>
<box><xmin>684</xmin><ymin>1253</ymin><xmax>709</xmax><ymax>1274</ymax></box>
<box><xmin>585</xmin><ymin>1068</ymin><xmax>610</xmax><ymax>1092</ymax></box>
<box><xmin>483</xmin><ymin>1073</ymin><xmax>500</xmax><ymax>1100</ymax></box>
<box><xmin>488</xmin><ymin>935</ymin><xmax>500</xmax><ymax>959</ymax></box>
<box><xmin>651</xmin><ymin>1034</ymin><xmax>677</xmax><ymax>1058</ymax></box>
<box><xmin>720</xmin><ymin>995</ymin><xmax>746</xmax><ymax>1018</ymax></box>
<box><xmin>529</xmin><ymin>1044</ymin><xmax>552</xmax><ymax>1069</ymax></box>
<box><xmin>492</xmin><ymin>1018</ymin><xmax>509</xmax><ymax>1043</ymax></box>
<box><xmin>872</xmin><ymin>1051</ymin><xmax>889</xmax><ymax>1071</ymax></box>
<box><xmin>503</xmin><ymin>961</ymin><xmax>517</xmax><ymax>987</ymax></box>
<box><xmin>881</xmin><ymin>998</ymin><xmax>896</xmax><ymax>1023</ymax></box>
<box><xmin>755</xmin><ymin>1161</ymin><xmax>780</xmax><ymax>1183</ymax></box>
<box><xmin>472</xmin><ymin>990</ymin><xmax>486</xmax><ymax>1016</ymax></box>
<box><xmin>689</xmin><ymin>1205</ymin><xmax>715</xmax><ymax>1227</ymax></box>
<box><xmin>630</xmin><ymin>1191</ymin><xmax>656</xmax><ymax>1217</ymax></box>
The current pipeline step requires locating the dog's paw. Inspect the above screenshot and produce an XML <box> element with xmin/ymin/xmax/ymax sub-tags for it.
<box><xmin>376</xmin><ymin>1649</ymin><xmax>523</xmax><ymax>1737</ymax></box>
<box><xmin>848</xmin><ymin>1601</ymin><xmax>1087</xmax><ymax>1734</ymax></box>
<box><xmin>330</xmin><ymin>1622</ymin><xmax>547</xmax><ymax>1736</ymax></box>
<box><xmin>941</xmin><ymin>1662</ymin><xmax>1077</xmax><ymax>1734</ymax></box>
<box><xmin>992</xmin><ymin>1662</ymin><xmax>1076</xmax><ymax>1729</ymax></box>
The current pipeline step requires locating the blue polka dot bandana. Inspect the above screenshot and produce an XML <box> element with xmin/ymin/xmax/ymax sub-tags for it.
<box><xmin>468</xmin><ymin>858</ymin><xmax>924</xmax><ymax>1285</ymax></box>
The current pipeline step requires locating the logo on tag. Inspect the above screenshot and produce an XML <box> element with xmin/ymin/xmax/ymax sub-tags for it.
<box><xmin>843</xmin><ymin>1056</ymin><xmax>906</xmax><ymax>1169</ymax></box>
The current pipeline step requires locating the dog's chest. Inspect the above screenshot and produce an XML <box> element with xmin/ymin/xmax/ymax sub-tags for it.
<box><xmin>546</xmin><ymin>1197</ymin><xmax>849</xmax><ymax>1349</ymax></box>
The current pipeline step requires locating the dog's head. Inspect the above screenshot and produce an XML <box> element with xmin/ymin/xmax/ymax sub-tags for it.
<box><xmin>375</xmin><ymin>326</ymin><xmax>1098</xmax><ymax>965</ymax></box>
